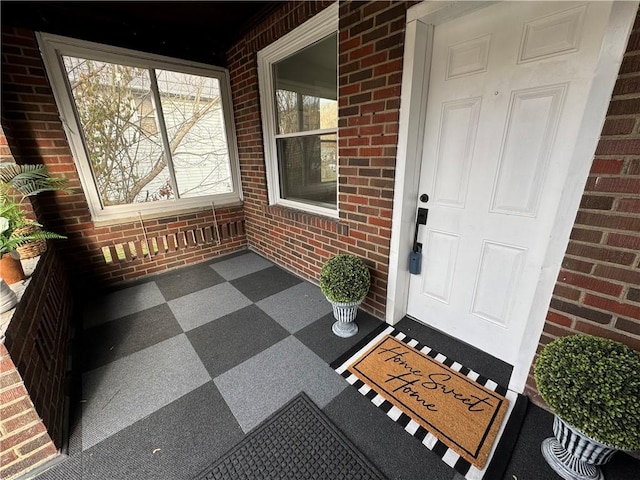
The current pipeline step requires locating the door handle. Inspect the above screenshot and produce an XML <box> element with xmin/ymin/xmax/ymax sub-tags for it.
<box><xmin>410</xmin><ymin>205</ymin><xmax>429</xmax><ymax>275</ymax></box>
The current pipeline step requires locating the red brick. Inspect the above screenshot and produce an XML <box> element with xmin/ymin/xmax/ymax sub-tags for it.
<box><xmin>0</xmin><ymin>397</ymin><xmax>32</xmax><ymax>420</ymax></box>
<box><xmin>589</xmin><ymin>159</ymin><xmax>624</xmax><ymax>174</ymax></box>
<box><xmin>543</xmin><ymin>322</ymin><xmax>574</xmax><ymax>339</ymax></box>
<box><xmin>585</xmin><ymin>176</ymin><xmax>640</xmax><ymax>194</ymax></box>
<box><xmin>552</xmin><ymin>284</ymin><xmax>582</xmax><ymax>301</ymax></box>
<box><xmin>0</xmin><ymin>371</ymin><xmax>22</xmax><ymax>390</ymax></box>
<box><xmin>0</xmin><ymin>442</ymin><xmax>58</xmax><ymax>480</ymax></box>
<box><xmin>592</xmin><ymin>265</ymin><xmax>640</xmax><ymax>285</ymax></box>
<box><xmin>549</xmin><ymin>298</ymin><xmax>613</xmax><ymax>324</ymax></box>
<box><xmin>606</xmin><ymin>98</ymin><xmax>640</xmax><ymax>116</ymax></box>
<box><xmin>557</xmin><ymin>270</ymin><xmax>623</xmax><ymax>297</ymax></box>
<box><xmin>565</xmin><ymin>242</ymin><xmax>636</xmax><ymax>266</ymax></box>
<box><xmin>606</xmin><ymin>232</ymin><xmax>640</xmax><ymax>250</ymax></box>
<box><xmin>0</xmin><ymin>422</ymin><xmax>47</xmax><ymax>450</ymax></box>
<box><xmin>569</xmin><ymin>227</ymin><xmax>603</xmax><ymax>243</ymax></box>
<box><xmin>584</xmin><ymin>295</ymin><xmax>640</xmax><ymax>320</ymax></box>
<box><xmin>561</xmin><ymin>257</ymin><xmax>594</xmax><ymax>274</ymax></box>
<box><xmin>616</xmin><ymin>198</ymin><xmax>640</xmax><ymax>213</ymax></box>
<box><xmin>546</xmin><ymin>310</ymin><xmax>574</xmax><ymax>328</ymax></box>
<box><xmin>574</xmin><ymin>211</ymin><xmax>640</xmax><ymax>233</ymax></box>
<box><xmin>574</xmin><ymin>322</ymin><xmax>640</xmax><ymax>351</ymax></box>
<box><xmin>615</xmin><ymin>317</ymin><xmax>640</xmax><ymax>336</ymax></box>
<box><xmin>0</xmin><ymin>384</ymin><xmax>28</xmax><ymax>403</ymax></box>
<box><xmin>602</xmin><ymin>118</ymin><xmax>640</xmax><ymax>136</ymax></box>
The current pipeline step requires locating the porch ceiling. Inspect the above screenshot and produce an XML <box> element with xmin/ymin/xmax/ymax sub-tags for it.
<box><xmin>0</xmin><ymin>1</ymin><xmax>283</xmax><ymax>67</ymax></box>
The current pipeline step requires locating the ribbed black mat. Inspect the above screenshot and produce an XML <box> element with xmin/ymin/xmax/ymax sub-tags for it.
<box><xmin>195</xmin><ymin>392</ymin><xmax>387</xmax><ymax>480</ymax></box>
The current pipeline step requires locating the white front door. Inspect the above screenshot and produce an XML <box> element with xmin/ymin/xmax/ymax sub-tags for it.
<box><xmin>406</xmin><ymin>1</ymin><xmax>616</xmax><ymax>367</ymax></box>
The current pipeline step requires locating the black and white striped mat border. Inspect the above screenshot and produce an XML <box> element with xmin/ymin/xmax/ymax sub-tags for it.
<box><xmin>331</xmin><ymin>324</ymin><xmax>524</xmax><ymax>480</ymax></box>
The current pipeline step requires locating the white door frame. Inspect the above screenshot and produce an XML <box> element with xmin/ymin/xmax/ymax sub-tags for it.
<box><xmin>386</xmin><ymin>0</ymin><xmax>638</xmax><ymax>393</ymax></box>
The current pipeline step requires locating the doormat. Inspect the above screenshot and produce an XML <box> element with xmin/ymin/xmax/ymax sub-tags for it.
<box><xmin>331</xmin><ymin>324</ymin><xmax>528</xmax><ymax>480</ymax></box>
<box><xmin>194</xmin><ymin>392</ymin><xmax>388</xmax><ymax>480</ymax></box>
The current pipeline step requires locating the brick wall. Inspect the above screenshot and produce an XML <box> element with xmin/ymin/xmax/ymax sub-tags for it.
<box><xmin>0</xmin><ymin>27</ymin><xmax>247</xmax><ymax>289</ymax></box>
<box><xmin>526</xmin><ymin>12</ymin><xmax>640</xmax><ymax>403</ymax></box>
<box><xmin>0</xmin><ymin>344</ymin><xmax>57</xmax><ymax>480</ymax></box>
<box><xmin>228</xmin><ymin>0</ymin><xmax>412</xmax><ymax>318</ymax></box>
<box><xmin>0</xmin><ymin>246</ymin><xmax>73</xmax><ymax>479</ymax></box>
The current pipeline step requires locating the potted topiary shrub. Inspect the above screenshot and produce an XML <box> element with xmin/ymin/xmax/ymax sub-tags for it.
<box><xmin>319</xmin><ymin>254</ymin><xmax>370</xmax><ymax>338</ymax></box>
<box><xmin>534</xmin><ymin>334</ymin><xmax>640</xmax><ymax>480</ymax></box>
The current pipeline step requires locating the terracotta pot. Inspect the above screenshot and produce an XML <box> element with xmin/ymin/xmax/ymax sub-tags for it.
<box><xmin>0</xmin><ymin>253</ymin><xmax>25</xmax><ymax>284</ymax></box>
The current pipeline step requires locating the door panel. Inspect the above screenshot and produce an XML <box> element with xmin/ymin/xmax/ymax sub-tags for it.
<box><xmin>407</xmin><ymin>1</ymin><xmax>613</xmax><ymax>365</ymax></box>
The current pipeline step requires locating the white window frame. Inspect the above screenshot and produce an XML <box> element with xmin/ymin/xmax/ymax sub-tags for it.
<box><xmin>37</xmin><ymin>32</ymin><xmax>243</xmax><ymax>224</ymax></box>
<box><xmin>257</xmin><ymin>3</ymin><xmax>339</xmax><ymax>218</ymax></box>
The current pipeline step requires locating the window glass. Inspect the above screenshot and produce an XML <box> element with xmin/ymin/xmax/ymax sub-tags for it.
<box><xmin>45</xmin><ymin>38</ymin><xmax>241</xmax><ymax>222</ymax></box>
<box><xmin>277</xmin><ymin>133</ymin><xmax>336</xmax><ymax>206</ymax></box>
<box><xmin>269</xmin><ymin>32</ymin><xmax>337</xmax><ymax>210</ymax></box>
<box><xmin>274</xmin><ymin>34</ymin><xmax>337</xmax><ymax>135</ymax></box>
<box><xmin>63</xmin><ymin>57</ymin><xmax>171</xmax><ymax>205</ymax></box>
<box><xmin>156</xmin><ymin>70</ymin><xmax>233</xmax><ymax>198</ymax></box>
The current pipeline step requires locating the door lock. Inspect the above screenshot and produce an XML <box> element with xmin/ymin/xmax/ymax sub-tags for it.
<box><xmin>410</xmin><ymin>205</ymin><xmax>429</xmax><ymax>275</ymax></box>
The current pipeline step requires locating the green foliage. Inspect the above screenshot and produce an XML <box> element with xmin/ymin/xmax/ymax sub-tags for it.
<box><xmin>319</xmin><ymin>254</ymin><xmax>370</xmax><ymax>303</ymax></box>
<box><xmin>0</xmin><ymin>163</ymin><xmax>69</xmax><ymax>255</ymax></box>
<box><xmin>534</xmin><ymin>334</ymin><xmax>640</xmax><ymax>449</ymax></box>
<box><xmin>0</xmin><ymin>163</ymin><xmax>71</xmax><ymax>200</ymax></box>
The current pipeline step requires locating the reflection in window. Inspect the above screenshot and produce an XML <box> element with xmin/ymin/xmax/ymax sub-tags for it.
<box><xmin>62</xmin><ymin>57</ymin><xmax>234</xmax><ymax>207</ymax></box>
<box><xmin>270</xmin><ymin>32</ymin><xmax>337</xmax><ymax>210</ymax></box>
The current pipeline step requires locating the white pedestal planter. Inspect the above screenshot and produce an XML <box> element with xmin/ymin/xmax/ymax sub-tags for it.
<box><xmin>329</xmin><ymin>298</ymin><xmax>363</xmax><ymax>338</ymax></box>
<box><xmin>542</xmin><ymin>415</ymin><xmax>619</xmax><ymax>480</ymax></box>
<box><xmin>0</xmin><ymin>279</ymin><xmax>17</xmax><ymax>313</ymax></box>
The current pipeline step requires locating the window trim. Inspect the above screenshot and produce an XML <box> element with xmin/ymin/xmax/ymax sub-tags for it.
<box><xmin>36</xmin><ymin>32</ymin><xmax>243</xmax><ymax>223</ymax></box>
<box><xmin>257</xmin><ymin>3</ymin><xmax>339</xmax><ymax>218</ymax></box>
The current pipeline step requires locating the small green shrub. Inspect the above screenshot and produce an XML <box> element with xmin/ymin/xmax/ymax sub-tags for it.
<box><xmin>319</xmin><ymin>254</ymin><xmax>370</xmax><ymax>303</ymax></box>
<box><xmin>534</xmin><ymin>334</ymin><xmax>640</xmax><ymax>449</ymax></box>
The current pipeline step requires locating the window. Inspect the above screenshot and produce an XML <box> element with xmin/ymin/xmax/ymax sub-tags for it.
<box><xmin>37</xmin><ymin>33</ymin><xmax>241</xmax><ymax>222</ymax></box>
<box><xmin>258</xmin><ymin>4</ymin><xmax>338</xmax><ymax>216</ymax></box>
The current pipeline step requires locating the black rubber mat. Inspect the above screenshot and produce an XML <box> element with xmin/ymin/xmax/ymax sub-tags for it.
<box><xmin>195</xmin><ymin>392</ymin><xmax>387</xmax><ymax>480</ymax></box>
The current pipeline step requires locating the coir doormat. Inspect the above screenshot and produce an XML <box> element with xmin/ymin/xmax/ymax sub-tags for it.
<box><xmin>331</xmin><ymin>324</ymin><xmax>527</xmax><ymax>480</ymax></box>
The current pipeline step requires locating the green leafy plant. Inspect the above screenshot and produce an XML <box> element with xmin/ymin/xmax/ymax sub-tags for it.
<box><xmin>0</xmin><ymin>163</ymin><xmax>71</xmax><ymax>200</ymax></box>
<box><xmin>0</xmin><ymin>162</ymin><xmax>69</xmax><ymax>256</ymax></box>
<box><xmin>319</xmin><ymin>254</ymin><xmax>370</xmax><ymax>303</ymax></box>
<box><xmin>534</xmin><ymin>334</ymin><xmax>640</xmax><ymax>449</ymax></box>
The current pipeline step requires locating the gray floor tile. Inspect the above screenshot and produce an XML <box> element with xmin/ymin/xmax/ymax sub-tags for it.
<box><xmin>295</xmin><ymin>310</ymin><xmax>384</xmax><ymax>364</ymax></box>
<box><xmin>187</xmin><ymin>304</ymin><xmax>289</xmax><ymax>378</ymax></box>
<box><xmin>80</xmin><ymin>382</ymin><xmax>243</xmax><ymax>480</ymax></box>
<box><xmin>82</xmin><ymin>334</ymin><xmax>210</xmax><ymax>450</ymax></box>
<box><xmin>230</xmin><ymin>265</ymin><xmax>303</xmax><ymax>302</ymax></box>
<box><xmin>155</xmin><ymin>262</ymin><xmax>226</xmax><ymax>301</ymax></box>
<box><xmin>214</xmin><ymin>335</ymin><xmax>347</xmax><ymax>433</ymax></box>
<box><xmin>256</xmin><ymin>281</ymin><xmax>332</xmax><ymax>333</ymax></box>
<box><xmin>210</xmin><ymin>251</ymin><xmax>274</xmax><ymax>280</ymax></box>
<box><xmin>168</xmin><ymin>282</ymin><xmax>252</xmax><ymax>331</ymax></box>
<box><xmin>81</xmin><ymin>303</ymin><xmax>182</xmax><ymax>372</ymax></box>
<box><xmin>501</xmin><ymin>404</ymin><xmax>566</xmax><ymax>480</ymax></box>
<box><xmin>83</xmin><ymin>282</ymin><xmax>166</xmax><ymax>329</ymax></box>
<box><xmin>323</xmin><ymin>387</ymin><xmax>459</xmax><ymax>480</ymax></box>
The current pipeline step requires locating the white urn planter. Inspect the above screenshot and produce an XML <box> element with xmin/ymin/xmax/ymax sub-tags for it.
<box><xmin>542</xmin><ymin>415</ymin><xmax>620</xmax><ymax>480</ymax></box>
<box><xmin>0</xmin><ymin>278</ymin><xmax>17</xmax><ymax>313</ymax></box>
<box><xmin>329</xmin><ymin>298</ymin><xmax>364</xmax><ymax>338</ymax></box>
<box><xmin>319</xmin><ymin>254</ymin><xmax>371</xmax><ymax>339</ymax></box>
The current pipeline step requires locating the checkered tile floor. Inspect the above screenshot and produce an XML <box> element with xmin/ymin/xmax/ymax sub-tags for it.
<box><xmin>36</xmin><ymin>250</ymin><xmax>640</xmax><ymax>480</ymax></box>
